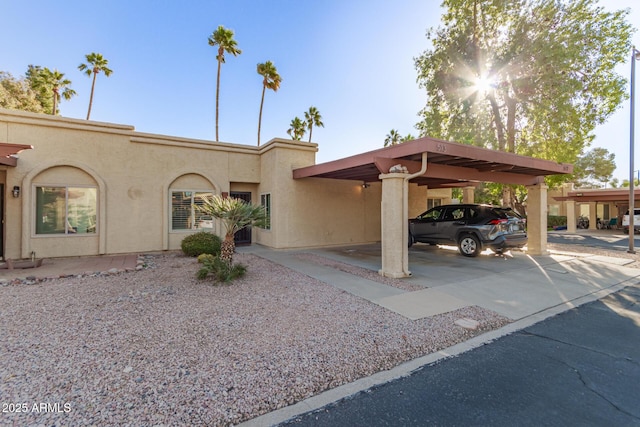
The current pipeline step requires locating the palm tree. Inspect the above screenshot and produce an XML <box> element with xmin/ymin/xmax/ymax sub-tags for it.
<box><xmin>196</xmin><ymin>195</ymin><xmax>267</xmax><ymax>265</ymax></box>
<box><xmin>257</xmin><ymin>61</ymin><xmax>282</xmax><ymax>146</ymax></box>
<box><xmin>304</xmin><ymin>106</ymin><xmax>324</xmax><ymax>143</ymax></box>
<box><xmin>287</xmin><ymin>117</ymin><xmax>306</xmax><ymax>140</ymax></box>
<box><xmin>384</xmin><ymin>129</ymin><xmax>402</xmax><ymax>147</ymax></box>
<box><xmin>208</xmin><ymin>26</ymin><xmax>242</xmax><ymax>141</ymax></box>
<box><xmin>78</xmin><ymin>53</ymin><xmax>113</xmax><ymax>120</ymax></box>
<box><xmin>35</xmin><ymin>68</ymin><xmax>76</xmax><ymax>115</ymax></box>
<box><xmin>403</xmin><ymin>133</ymin><xmax>416</xmax><ymax>142</ymax></box>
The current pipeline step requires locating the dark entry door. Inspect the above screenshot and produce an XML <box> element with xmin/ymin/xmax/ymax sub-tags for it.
<box><xmin>230</xmin><ymin>191</ymin><xmax>252</xmax><ymax>245</ymax></box>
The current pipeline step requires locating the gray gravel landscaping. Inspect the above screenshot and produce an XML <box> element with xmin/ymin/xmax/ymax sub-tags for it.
<box><xmin>1</xmin><ymin>252</ymin><xmax>509</xmax><ymax>426</ymax></box>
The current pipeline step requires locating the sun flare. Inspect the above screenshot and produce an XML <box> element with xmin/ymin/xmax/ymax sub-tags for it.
<box><xmin>474</xmin><ymin>75</ymin><xmax>495</xmax><ymax>94</ymax></box>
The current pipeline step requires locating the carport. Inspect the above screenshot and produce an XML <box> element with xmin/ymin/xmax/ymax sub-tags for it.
<box><xmin>554</xmin><ymin>189</ymin><xmax>640</xmax><ymax>232</ymax></box>
<box><xmin>294</xmin><ymin>137</ymin><xmax>572</xmax><ymax>278</ymax></box>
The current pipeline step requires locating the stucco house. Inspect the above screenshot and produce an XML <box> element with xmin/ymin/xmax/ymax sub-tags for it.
<box><xmin>550</xmin><ymin>183</ymin><xmax>640</xmax><ymax>231</ymax></box>
<box><xmin>1</xmin><ymin>108</ymin><xmax>571</xmax><ymax>278</ymax></box>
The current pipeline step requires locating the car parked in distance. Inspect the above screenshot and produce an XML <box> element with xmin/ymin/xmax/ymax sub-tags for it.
<box><xmin>196</xmin><ymin>215</ymin><xmax>214</xmax><ymax>229</ymax></box>
<box><xmin>622</xmin><ymin>208</ymin><xmax>640</xmax><ymax>234</ymax></box>
<box><xmin>409</xmin><ymin>204</ymin><xmax>527</xmax><ymax>257</ymax></box>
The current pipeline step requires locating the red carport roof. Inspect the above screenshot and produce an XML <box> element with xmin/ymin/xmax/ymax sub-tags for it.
<box><xmin>554</xmin><ymin>189</ymin><xmax>640</xmax><ymax>203</ymax></box>
<box><xmin>0</xmin><ymin>143</ymin><xmax>33</xmax><ymax>166</ymax></box>
<box><xmin>293</xmin><ymin>137</ymin><xmax>572</xmax><ymax>188</ymax></box>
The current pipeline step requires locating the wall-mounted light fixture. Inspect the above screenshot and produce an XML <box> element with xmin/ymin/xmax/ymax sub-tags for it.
<box><xmin>362</xmin><ymin>182</ymin><xmax>370</xmax><ymax>189</ymax></box>
<box><xmin>12</xmin><ymin>186</ymin><xmax>20</xmax><ymax>198</ymax></box>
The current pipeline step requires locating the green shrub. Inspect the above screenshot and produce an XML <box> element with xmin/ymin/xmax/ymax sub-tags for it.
<box><xmin>197</xmin><ymin>255</ymin><xmax>247</xmax><ymax>283</ymax></box>
<box><xmin>181</xmin><ymin>232</ymin><xmax>222</xmax><ymax>257</ymax></box>
<box><xmin>197</xmin><ymin>253</ymin><xmax>216</xmax><ymax>264</ymax></box>
<box><xmin>548</xmin><ymin>215</ymin><xmax>567</xmax><ymax>228</ymax></box>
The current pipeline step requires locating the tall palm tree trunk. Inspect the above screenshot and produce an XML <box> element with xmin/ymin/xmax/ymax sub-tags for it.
<box><xmin>308</xmin><ymin>126</ymin><xmax>313</xmax><ymax>143</ymax></box>
<box><xmin>86</xmin><ymin>72</ymin><xmax>97</xmax><ymax>120</ymax></box>
<box><xmin>215</xmin><ymin>59</ymin><xmax>222</xmax><ymax>141</ymax></box>
<box><xmin>51</xmin><ymin>91</ymin><xmax>58</xmax><ymax>115</ymax></box>
<box><xmin>257</xmin><ymin>85</ymin><xmax>266</xmax><ymax>146</ymax></box>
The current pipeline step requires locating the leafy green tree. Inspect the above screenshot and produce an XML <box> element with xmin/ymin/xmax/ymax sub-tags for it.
<box><xmin>257</xmin><ymin>60</ymin><xmax>282</xmax><ymax>146</ymax></box>
<box><xmin>78</xmin><ymin>53</ymin><xmax>113</xmax><ymax>120</ymax></box>
<box><xmin>572</xmin><ymin>147</ymin><xmax>616</xmax><ymax>187</ymax></box>
<box><xmin>0</xmin><ymin>71</ymin><xmax>46</xmax><ymax>113</ymax></box>
<box><xmin>31</xmin><ymin>68</ymin><xmax>76</xmax><ymax>115</ymax></box>
<box><xmin>621</xmin><ymin>178</ymin><xmax>640</xmax><ymax>188</ymax></box>
<box><xmin>474</xmin><ymin>182</ymin><xmax>503</xmax><ymax>205</ymax></box>
<box><xmin>304</xmin><ymin>106</ymin><xmax>324</xmax><ymax>143</ymax></box>
<box><xmin>196</xmin><ymin>195</ymin><xmax>267</xmax><ymax>266</ymax></box>
<box><xmin>25</xmin><ymin>65</ymin><xmax>53</xmax><ymax>113</ymax></box>
<box><xmin>208</xmin><ymin>25</ymin><xmax>242</xmax><ymax>142</ymax></box>
<box><xmin>414</xmin><ymin>0</ymin><xmax>634</xmax><ymax>199</ymax></box>
<box><xmin>384</xmin><ymin>129</ymin><xmax>402</xmax><ymax>147</ymax></box>
<box><xmin>287</xmin><ymin>117</ymin><xmax>306</xmax><ymax>140</ymax></box>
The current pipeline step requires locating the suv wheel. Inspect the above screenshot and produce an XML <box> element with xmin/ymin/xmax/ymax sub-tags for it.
<box><xmin>458</xmin><ymin>234</ymin><xmax>481</xmax><ymax>257</ymax></box>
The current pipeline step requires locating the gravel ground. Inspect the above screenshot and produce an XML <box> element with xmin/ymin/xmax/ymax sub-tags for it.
<box><xmin>0</xmin><ymin>252</ymin><xmax>510</xmax><ymax>426</ymax></box>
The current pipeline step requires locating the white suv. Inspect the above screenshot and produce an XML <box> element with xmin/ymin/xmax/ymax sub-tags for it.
<box><xmin>622</xmin><ymin>208</ymin><xmax>640</xmax><ymax>234</ymax></box>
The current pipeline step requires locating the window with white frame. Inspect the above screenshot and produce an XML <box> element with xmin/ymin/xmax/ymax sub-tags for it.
<box><xmin>171</xmin><ymin>191</ymin><xmax>213</xmax><ymax>231</ymax></box>
<box><xmin>260</xmin><ymin>193</ymin><xmax>271</xmax><ymax>230</ymax></box>
<box><xmin>35</xmin><ymin>186</ymin><xmax>97</xmax><ymax>235</ymax></box>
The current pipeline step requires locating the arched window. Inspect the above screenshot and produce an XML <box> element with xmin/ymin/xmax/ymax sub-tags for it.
<box><xmin>169</xmin><ymin>174</ymin><xmax>215</xmax><ymax>232</ymax></box>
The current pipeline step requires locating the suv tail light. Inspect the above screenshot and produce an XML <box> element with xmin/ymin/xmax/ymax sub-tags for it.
<box><xmin>488</xmin><ymin>219</ymin><xmax>508</xmax><ymax>225</ymax></box>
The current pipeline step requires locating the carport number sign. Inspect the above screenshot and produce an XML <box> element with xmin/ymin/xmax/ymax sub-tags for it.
<box><xmin>436</xmin><ymin>143</ymin><xmax>446</xmax><ymax>153</ymax></box>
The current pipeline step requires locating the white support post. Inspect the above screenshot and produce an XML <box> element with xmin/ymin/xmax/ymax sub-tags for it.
<box><xmin>379</xmin><ymin>173</ymin><xmax>411</xmax><ymax>278</ymax></box>
<box><xmin>526</xmin><ymin>182</ymin><xmax>548</xmax><ymax>255</ymax></box>
<box><xmin>566</xmin><ymin>200</ymin><xmax>576</xmax><ymax>233</ymax></box>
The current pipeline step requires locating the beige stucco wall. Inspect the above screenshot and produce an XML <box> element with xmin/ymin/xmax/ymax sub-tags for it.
<box><xmin>255</xmin><ymin>140</ymin><xmax>383</xmax><ymax>249</ymax></box>
<box><xmin>0</xmin><ymin>109</ymin><xmax>277</xmax><ymax>259</ymax></box>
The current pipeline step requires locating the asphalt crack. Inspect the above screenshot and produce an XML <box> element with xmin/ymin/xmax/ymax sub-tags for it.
<box><xmin>520</xmin><ymin>331</ymin><xmax>640</xmax><ymax>421</ymax></box>
<box><xmin>520</xmin><ymin>331</ymin><xmax>639</xmax><ymax>367</ymax></box>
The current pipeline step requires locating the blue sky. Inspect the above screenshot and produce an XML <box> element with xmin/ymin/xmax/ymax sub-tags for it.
<box><xmin>1</xmin><ymin>0</ymin><xmax>638</xmax><ymax>182</ymax></box>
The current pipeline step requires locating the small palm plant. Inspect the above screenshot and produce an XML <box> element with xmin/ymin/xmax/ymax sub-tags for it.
<box><xmin>287</xmin><ymin>117</ymin><xmax>307</xmax><ymax>140</ymax></box>
<box><xmin>196</xmin><ymin>195</ymin><xmax>268</xmax><ymax>266</ymax></box>
<box><xmin>384</xmin><ymin>129</ymin><xmax>402</xmax><ymax>147</ymax></box>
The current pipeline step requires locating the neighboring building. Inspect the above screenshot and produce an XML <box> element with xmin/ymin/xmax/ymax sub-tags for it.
<box><xmin>549</xmin><ymin>183</ymin><xmax>636</xmax><ymax>231</ymax></box>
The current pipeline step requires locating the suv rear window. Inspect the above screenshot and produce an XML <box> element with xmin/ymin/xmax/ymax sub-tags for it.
<box><xmin>495</xmin><ymin>207</ymin><xmax>524</xmax><ymax>219</ymax></box>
